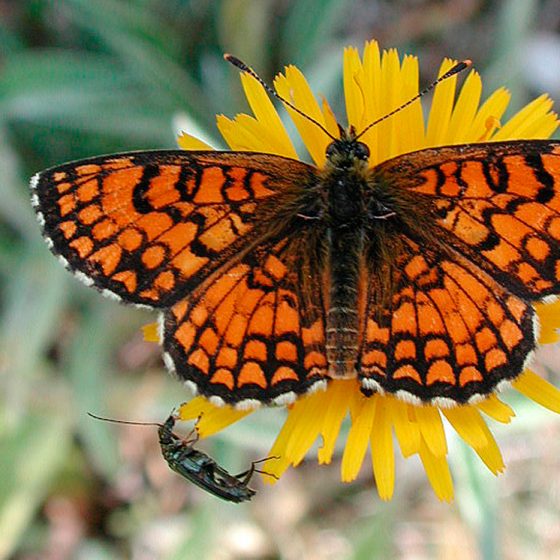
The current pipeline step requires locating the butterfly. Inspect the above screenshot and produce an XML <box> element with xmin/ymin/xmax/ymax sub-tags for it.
<box><xmin>88</xmin><ymin>412</ymin><xmax>276</xmax><ymax>502</ymax></box>
<box><xmin>31</xmin><ymin>57</ymin><xmax>560</xmax><ymax>409</ymax></box>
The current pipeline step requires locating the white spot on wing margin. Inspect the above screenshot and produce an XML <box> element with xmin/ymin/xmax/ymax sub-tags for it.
<box><xmin>157</xmin><ymin>313</ymin><xmax>165</xmax><ymax>346</ymax></box>
<box><xmin>163</xmin><ymin>351</ymin><xmax>177</xmax><ymax>376</ymax></box>
<box><xmin>272</xmin><ymin>392</ymin><xmax>297</xmax><ymax>406</ymax></box>
<box><xmin>209</xmin><ymin>395</ymin><xmax>225</xmax><ymax>407</ymax></box>
<box><xmin>101</xmin><ymin>288</ymin><xmax>122</xmax><ymax>302</ymax></box>
<box><xmin>30</xmin><ymin>172</ymin><xmax>40</xmax><ymax>193</ymax></box>
<box><xmin>29</xmin><ymin>169</ymin><xmax>153</xmax><ymax>306</ymax></box>
<box><xmin>234</xmin><ymin>399</ymin><xmax>261</xmax><ymax>411</ymax></box>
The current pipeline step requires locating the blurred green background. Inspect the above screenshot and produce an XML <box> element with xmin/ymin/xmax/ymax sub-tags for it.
<box><xmin>1</xmin><ymin>1</ymin><xmax>560</xmax><ymax>558</ymax></box>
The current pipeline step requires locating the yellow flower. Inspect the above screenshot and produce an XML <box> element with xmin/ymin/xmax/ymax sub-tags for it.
<box><xmin>172</xmin><ymin>40</ymin><xmax>560</xmax><ymax>501</ymax></box>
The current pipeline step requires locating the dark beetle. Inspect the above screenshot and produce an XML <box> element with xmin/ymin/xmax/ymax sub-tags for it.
<box><xmin>89</xmin><ymin>412</ymin><xmax>276</xmax><ymax>503</ymax></box>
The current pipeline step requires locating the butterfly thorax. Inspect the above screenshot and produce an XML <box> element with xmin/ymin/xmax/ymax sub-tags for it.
<box><xmin>322</xmin><ymin>132</ymin><xmax>370</xmax><ymax>378</ymax></box>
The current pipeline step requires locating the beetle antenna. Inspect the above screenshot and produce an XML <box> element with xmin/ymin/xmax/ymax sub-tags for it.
<box><xmin>87</xmin><ymin>411</ymin><xmax>162</xmax><ymax>427</ymax></box>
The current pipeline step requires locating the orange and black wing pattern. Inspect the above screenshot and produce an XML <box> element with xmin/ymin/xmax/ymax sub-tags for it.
<box><xmin>359</xmin><ymin>237</ymin><xmax>535</xmax><ymax>405</ymax></box>
<box><xmin>162</xmin><ymin>237</ymin><xmax>329</xmax><ymax>406</ymax></box>
<box><xmin>31</xmin><ymin>137</ymin><xmax>560</xmax><ymax>407</ymax></box>
<box><xmin>31</xmin><ymin>151</ymin><xmax>316</xmax><ymax>308</ymax></box>
<box><xmin>361</xmin><ymin>140</ymin><xmax>560</xmax><ymax>403</ymax></box>
<box><xmin>376</xmin><ymin>140</ymin><xmax>560</xmax><ymax>300</ymax></box>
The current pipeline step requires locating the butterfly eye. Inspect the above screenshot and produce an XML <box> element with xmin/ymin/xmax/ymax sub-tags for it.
<box><xmin>326</xmin><ymin>142</ymin><xmax>337</xmax><ymax>158</ymax></box>
<box><xmin>354</xmin><ymin>142</ymin><xmax>370</xmax><ymax>160</ymax></box>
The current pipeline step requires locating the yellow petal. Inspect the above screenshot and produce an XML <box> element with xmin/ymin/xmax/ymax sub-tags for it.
<box><xmin>318</xmin><ymin>380</ymin><xmax>353</xmax><ymax>464</ymax></box>
<box><xmin>274</xmin><ymin>66</ymin><xmax>331</xmax><ymax>166</ymax></box>
<box><xmin>370</xmin><ymin>396</ymin><xmax>395</xmax><ymax>500</ymax></box>
<box><xmin>217</xmin><ymin>114</ymin><xmax>281</xmax><ymax>153</ymax></box>
<box><xmin>393</xmin><ymin>54</ymin><xmax>424</xmax><ymax>156</ymax></box>
<box><xmin>177</xmin><ymin>398</ymin><xmax>250</xmax><ymax>437</ymax></box>
<box><xmin>391</xmin><ymin>399</ymin><xmax>421</xmax><ymax>458</ymax></box>
<box><xmin>472</xmin><ymin>426</ymin><xmax>505</xmax><ymax>475</ymax></box>
<box><xmin>442</xmin><ymin>406</ymin><xmax>504</xmax><ymax>474</ymax></box>
<box><xmin>536</xmin><ymin>300</ymin><xmax>560</xmax><ymax>344</ymax></box>
<box><xmin>376</xmin><ymin>48</ymin><xmax>403</xmax><ymax>164</ymax></box>
<box><xmin>359</xmin><ymin>40</ymin><xmax>382</xmax><ymax>163</ymax></box>
<box><xmin>513</xmin><ymin>369</ymin><xmax>560</xmax><ymax>413</ymax></box>
<box><xmin>362</xmin><ymin>40</ymin><xmax>382</xmax><ymax>105</ymax></box>
<box><xmin>266</xmin><ymin>405</ymin><xmax>304</xmax><ymax>480</ymax></box>
<box><xmin>443</xmin><ymin>405</ymin><xmax>490</xmax><ymax>449</ymax></box>
<box><xmin>341</xmin><ymin>396</ymin><xmax>377</xmax><ymax>482</ymax></box>
<box><xmin>195</xmin><ymin>406</ymin><xmax>252</xmax><ymax>438</ymax></box>
<box><xmin>496</xmin><ymin>94</ymin><xmax>558</xmax><ymax>139</ymax></box>
<box><xmin>343</xmin><ymin>46</ymin><xmax>365</xmax><ymax>131</ymax></box>
<box><xmin>413</xmin><ymin>405</ymin><xmax>447</xmax><ymax>457</ymax></box>
<box><xmin>476</xmin><ymin>394</ymin><xmax>515</xmax><ymax>423</ymax></box>
<box><xmin>239</xmin><ymin>72</ymin><xmax>298</xmax><ymax>158</ymax></box>
<box><xmin>418</xmin><ymin>438</ymin><xmax>454</xmax><ymax>502</ymax></box>
<box><xmin>284</xmin><ymin>391</ymin><xmax>325</xmax><ymax>466</ymax></box>
<box><xmin>320</xmin><ymin>95</ymin><xmax>339</xmax><ymax>138</ymax></box>
<box><xmin>470</xmin><ymin>87</ymin><xmax>510</xmax><ymax>140</ymax></box>
<box><xmin>446</xmin><ymin>70</ymin><xmax>482</xmax><ymax>143</ymax></box>
<box><xmin>177</xmin><ymin>132</ymin><xmax>214</xmax><ymax>150</ymax></box>
<box><xmin>142</xmin><ymin>322</ymin><xmax>160</xmax><ymax>343</ymax></box>
<box><xmin>178</xmin><ymin>397</ymin><xmax>214</xmax><ymax>420</ymax></box>
<box><xmin>425</xmin><ymin>59</ymin><xmax>459</xmax><ymax>147</ymax></box>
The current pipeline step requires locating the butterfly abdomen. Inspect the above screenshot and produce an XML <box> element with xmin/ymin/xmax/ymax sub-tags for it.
<box><xmin>324</xmin><ymin>160</ymin><xmax>368</xmax><ymax>379</ymax></box>
<box><xmin>327</xmin><ymin>227</ymin><xmax>364</xmax><ymax>377</ymax></box>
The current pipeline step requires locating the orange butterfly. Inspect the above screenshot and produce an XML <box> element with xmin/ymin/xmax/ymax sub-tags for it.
<box><xmin>31</xmin><ymin>58</ymin><xmax>560</xmax><ymax>409</ymax></box>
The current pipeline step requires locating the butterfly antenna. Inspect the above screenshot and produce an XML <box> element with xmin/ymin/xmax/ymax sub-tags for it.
<box><xmin>87</xmin><ymin>411</ymin><xmax>162</xmax><ymax>428</ymax></box>
<box><xmin>355</xmin><ymin>59</ymin><xmax>472</xmax><ymax>141</ymax></box>
<box><xmin>224</xmin><ymin>54</ymin><xmax>337</xmax><ymax>141</ymax></box>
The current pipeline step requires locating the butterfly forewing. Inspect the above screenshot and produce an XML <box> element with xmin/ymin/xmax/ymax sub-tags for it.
<box><xmin>374</xmin><ymin>140</ymin><xmax>560</xmax><ymax>300</ymax></box>
<box><xmin>32</xmin><ymin>150</ymin><xmax>317</xmax><ymax>308</ymax></box>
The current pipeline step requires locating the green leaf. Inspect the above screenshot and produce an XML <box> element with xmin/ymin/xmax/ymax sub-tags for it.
<box><xmin>60</xmin><ymin>0</ymin><xmax>183</xmax><ymax>57</ymax></box>
<box><xmin>0</xmin><ymin>50</ymin><xmax>129</xmax><ymax>100</ymax></box>
<box><xmin>0</xmin><ymin>413</ymin><xmax>72</xmax><ymax>559</ymax></box>
<box><xmin>65</xmin><ymin>303</ymin><xmax>128</xmax><ymax>478</ymax></box>
<box><xmin>61</xmin><ymin>4</ymin><xmax>212</xmax><ymax>123</ymax></box>
<box><xmin>0</xmin><ymin>246</ymin><xmax>69</xmax><ymax>405</ymax></box>
<box><xmin>281</xmin><ymin>0</ymin><xmax>351</xmax><ymax>68</ymax></box>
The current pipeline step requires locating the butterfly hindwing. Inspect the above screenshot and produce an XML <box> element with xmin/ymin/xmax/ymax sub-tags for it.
<box><xmin>162</xmin><ymin>238</ymin><xmax>329</xmax><ymax>406</ymax></box>
<box><xmin>31</xmin><ymin>150</ymin><xmax>317</xmax><ymax>308</ymax></box>
<box><xmin>358</xmin><ymin>237</ymin><xmax>536</xmax><ymax>405</ymax></box>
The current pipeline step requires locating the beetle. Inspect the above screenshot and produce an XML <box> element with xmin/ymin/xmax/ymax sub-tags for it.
<box><xmin>88</xmin><ymin>412</ymin><xmax>277</xmax><ymax>502</ymax></box>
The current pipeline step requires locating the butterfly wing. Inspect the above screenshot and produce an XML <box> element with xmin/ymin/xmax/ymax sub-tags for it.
<box><xmin>373</xmin><ymin>140</ymin><xmax>560</xmax><ymax>300</ymax></box>
<box><xmin>162</xmin><ymin>237</ymin><xmax>329</xmax><ymax>406</ymax></box>
<box><xmin>359</xmin><ymin>237</ymin><xmax>535</xmax><ymax>405</ymax></box>
<box><xmin>359</xmin><ymin>140</ymin><xmax>560</xmax><ymax>404</ymax></box>
<box><xmin>31</xmin><ymin>150</ymin><xmax>317</xmax><ymax>307</ymax></box>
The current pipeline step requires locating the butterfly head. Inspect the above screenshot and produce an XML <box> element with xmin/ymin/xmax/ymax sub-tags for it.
<box><xmin>325</xmin><ymin>125</ymin><xmax>370</xmax><ymax>170</ymax></box>
<box><xmin>225</xmin><ymin>54</ymin><xmax>471</xmax><ymax>174</ymax></box>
